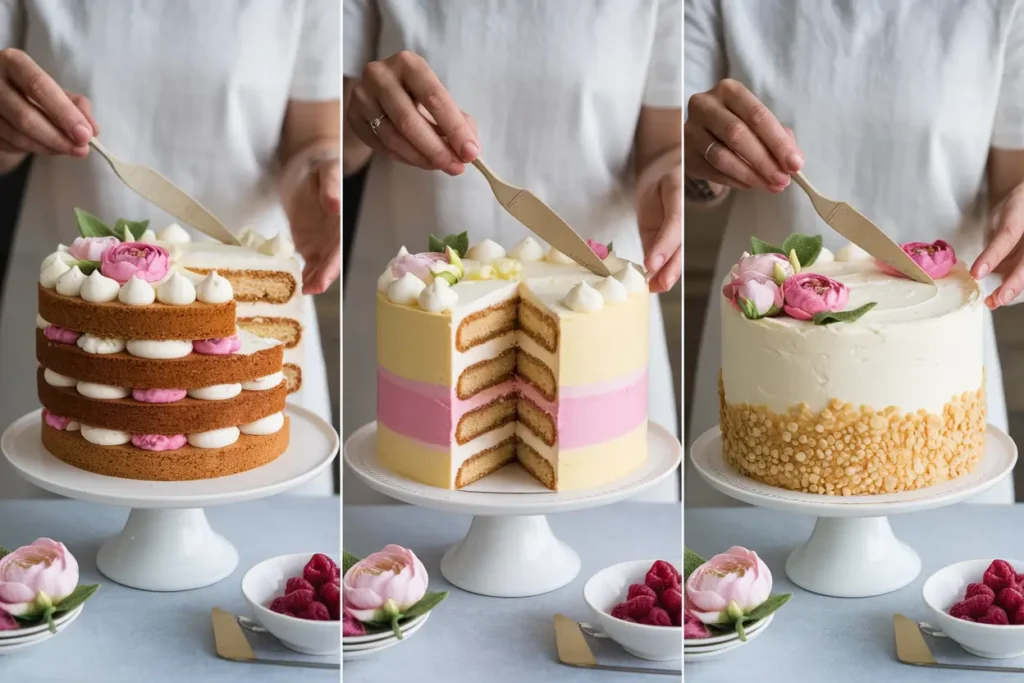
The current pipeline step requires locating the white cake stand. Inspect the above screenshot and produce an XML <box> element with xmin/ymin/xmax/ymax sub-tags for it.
<box><xmin>344</xmin><ymin>421</ymin><xmax>681</xmax><ymax>598</ymax></box>
<box><xmin>0</xmin><ymin>405</ymin><xmax>339</xmax><ymax>592</ymax></box>
<box><xmin>690</xmin><ymin>425</ymin><xmax>1017</xmax><ymax>598</ymax></box>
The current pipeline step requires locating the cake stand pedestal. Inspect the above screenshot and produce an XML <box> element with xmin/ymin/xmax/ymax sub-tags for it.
<box><xmin>690</xmin><ymin>425</ymin><xmax>1017</xmax><ymax>598</ymax></box>
<box><xmin>1</xmin><ymin>405</ymin><xmax>339</xmax><ymax>592</ymax></box>
<box><xmin>344</xmin><ymin>422</ymin><xmax>681</xmax><ymax>598</ymax></box>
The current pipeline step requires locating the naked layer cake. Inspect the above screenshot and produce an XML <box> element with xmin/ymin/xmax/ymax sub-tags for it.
<box><xmin>36</xmin><ymin>210</ymin><xmax>294</xmax><ymax>481</ymax></box>
<box><xmin>718</xmin><ymin>234</ymin><xmax>985</xmax><ymax>495</ymax></box>
<box><xmin>376</xmin><ymin>233</ymin><xmax>650</xmax><ymax>491</ymax></box>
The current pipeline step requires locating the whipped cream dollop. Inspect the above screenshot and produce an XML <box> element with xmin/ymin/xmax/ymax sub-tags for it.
<box><xmin>418</xmin><ymin>278</ymin><xmax>458</xmax><ymax>313</ymax></box>
<box><xmin>157</xmin><ymin>223</ymin><xmax>192</xmax><ymax>244</ymax></box>
<box><xmin>236</xmin><ymin>227</ymin><xmax>266</xmax><ymax>249</ymax></box>
<box><xmin>77</xmin><ymin>334</ymin><xmax>126</xmax><ymax>355</ymax></box>
<box><xmin>187</xmin><ymin>383</ymin><xmax>242</xmax><ymax>400</ymax></box>
<box><xmin>545</xmin><ymin>247</ymin><xmax>576</xmax><ymax>265</ymax></box>
<box><xmin>157</xmin><ymin>272</ymin><xmax>197</xmax><ymax>305</ymax></box>
<box><xmin>41</xmin><ymin>250</ymin><xmax>75</xmax><ymax>272</ymax></box>
<box><xmin>55</xmin><ymin>266</ymin><xmax>86</xmax><ymax>297</ymax></box>
<box><xmin>509</xmin><ymin>237</ymin><xmax>544</xmax><ymax>262</ymax></box>
<box><xmin>39</xmin><ymin>258</ymin><xmax>71</xmax><ymax>289</ymax></box>
<box><xmin>81</xmin><ymin>425</ymin><xmax>130</xmax><ymax>446</ymax></box>
<box><xmin>815</xmin><ymin>247</ymin><xmax>835</xmax><ymax>264</ymax></box>
<box><xmin>137</xmin><ymin>228</ymin><xmax>158</xmax><ymax>243</ymax></box>
<box><xmin>80</xmin><ymin>271</ymin><xmax>120</xmax><ymax>303</ymax></box>
<box><xmin>835</xmin><ymin>242</ymin><xmax>872</xmax><ymax>262</ymax></box>
<box><xmin>387</xmin><ymin>272</ymin><xmax>426</xmax><ymax>305</ymax></box>
<box><xmin>562</xmin><ymin>281</ymin><xmax>604</xmax><ymax>313</ymax></box>
<box><xmin>43</xmin><ymin>368</ymin><xmax>77</xmax><ymax>387</ymax></box>
<box><xmin>77</xmin><ymin>381</ymin><xmax>129</xmax><ymax>400</ymax></box>
<box><xmin>467</xmin><ymin>239</ymin><xmax>507</xmax><ymax>263</ymax></box>
<box><xmin>119</xmin><ymin>276</ymin><xmax>156</xmax><ymax>306</ymax></box>
<box><xmin>614</xmin><ymin>264</ymin><xmax>647</xmax><ymax>293</ymax></box>
<box><xmin>126</xmin><ymin>339</ymin><xmax>193</xmax><ymax>359</ymax></box>
<box><xmin>595</xmin><ymin>275</ymin><xmax>629</xmax><ymax>303</ymax></box>
<box><xmin>240</xmin><ymin>412</ymin><xmax>285</xmax><ymax>436</ymax></box>
<box><xmin>377</xmin><ymin>269</ymin><xmax>396</xmax><ymax>292</ymax></box>
<box><xmin>36</xmin><ymin>314</ymin><xmax>49</xmax><ymax>330</ymax></box>
<box><xmin>188</xmin><ymin>426</ymin><xmax>240</xmax><ymax>448</ymax></box>
<box><xmin>259</xmin><ymin>233</ymin><xmax>295</xmax><ymax>258</ymax></box>
<box><xmin>196</xmin><ymin>271</ymin><xmax>233</xmax><ymax>304</ymax></box>
<box><xmin>242</xmin><ymin>373</ymin><xmax>284</xmax><ymax>391</ymax></box>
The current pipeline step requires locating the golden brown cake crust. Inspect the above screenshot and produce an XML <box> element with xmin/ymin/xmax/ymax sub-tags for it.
<box><xmin>38</xmin><ymin>285</ymin><xmax>236</xmax><ymax>340</ymax></box>
<box><xmin>41</xmin><ymin>418</ymin><xmax>289</xmax><ymax>481</ymax></box>
<box><xmin>37</xmin><ymin>330</ymin><xmax>283</xmax><ymax>389</ymax></box>
<box><xmin>38</xmin><ymin>368</ymin><xmax>286</xmax><ymax>433</ymax></box>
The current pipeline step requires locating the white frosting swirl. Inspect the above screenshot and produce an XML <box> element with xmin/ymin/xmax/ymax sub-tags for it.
<box><xmin>196</xmin><ymin>271</ymin><xmax>233</xmax><ymax>304</ymax></box>
<box><xmin>118</xmin><ymin>276</ymin><xmax>156</xmax><ymax>306</ymax></box>
<box><xmin>614</xmin><ymin>264</ymin><xmax>647</xmax><ymax>294</ymax></box>
<box><xmin>157</xmin><ymin>272</ymin><xmax>197</xmax><ymax>305</ymax></box>
<box><xmin>80</xmin><ymin>271</ymin><xmax>120</xmax><ymax>303</ymax></box>
<box><xmin>377</xmin><ymin>270</ymin><xmax>396</xmax><ymax>292</ymax></box>
<box><xmin>242</xmin><ymin>373</ymin><xmax>284</xmax><ymax>391</ymax></box>
<box><xmin>137</xmin><ymin>228</ymin><xmax>158</xmax><ymax>244</ymax></box>
<box><xmin>815</xmin><ymin>247</ymin><xmax>835</xmax><ymax>264</ymax></box>
<box><xmin>466</xmin><ymin>239</ymin><xmax>507</xmax><ymax>263</ymax></box>
<box><xmin>43</xmin><ymin>368</ymin><xmax>77</xmax><ymax>387</ymax></box>
<box><xmin>39</xmin><ymin>258</ymin><xmax>71</xmax><ymax>289</ymax></box>
<box><xmin>509</xmin><ymin>237</ymin><xmax>544</xmax><ymax>262</ymax></box>
<box><xmin>55</xmin><ymin>266</ymin><xmax>86</xmax><ymax>297</ymax></box>
<box><xmin>387</xmin><ymin>272</ymin><xmax>426</xmax><ymax>305</ymax></box>
<box><xmin>236</xmin><ymin>227</ymin><xmax>266</xmax><ymax>249</ymax></box>
<box><xmin>258</xmin><ymin>232</ymin><xmax>296</xmax><ymax>258</ymax></box>
<box><xmin>36</xmin><ymin>314</ymin><xmax>49</xmax><ymax>330</ymax></box>
<box><xmin>562</xmin><ymin>281</ymin><xmax>604</xmax><ymax>313</ymax></box>
<box><xmin>157</xmin><ymin>223</ymin><xmax>192</xmax><ymax>244</ymax></box>
<box><xmin>126</xmin><ymin>339</ymin><xmax>193</xmax><ymax>359</ymax></box>
<box><xmin>76</xmin><ymin>381</ymin><xmax>129</xmax><ymax>400</ymax></box>
<box><xmin>545</xmin><ymin>247</ymin><xmax>576</xmax><ymax>265</ymax></box>
<box><xmin>188</xmin><ymin>426</ymin><xmax>240</xmax><ymax>448</ymax></box>
<box><xmin>67</xmin><ymin>421</ymin><xmax>80</xmax><ymax>432</ymax></box>
<box><xmin>595</xmin><ymin>275</ymin><xmax>629</xmax><ymax>303</ymax></box>
<box><xmin>81</xmin><ymin>425</ymin><xmax>130</xmax><ymax>446</ymax></box>
<box><xmin>187</xmin><ymin>383</ymin><xmax>242</xmax><ymax>400</ymax></box>
<box><xmin>240</xmin><ymin>411</ymin><xmax>285</xmax><ymax>436</ymax></box>
<box><xmin>418</xmin><ymin>278</ymin><xmax>458</xmax><ymax>313</ymax></box>
<box><xmin>834</xmin><ymin>242</ymin><xmax>872</xmax><ymax>262</ymax></box>
<box><xmin>77</xmin><ymin>335</ymin><xmax>126</xmax><ymax>355</ymax></box>
<box><xmin>41</xmin><ymin>251</ymin><xmax>75</xmax><ymax>271</ymax></box>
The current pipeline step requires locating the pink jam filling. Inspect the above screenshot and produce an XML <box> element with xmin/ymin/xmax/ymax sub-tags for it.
<box><xmin>193</xmin><ymin>335</ymin><xmax>242</xmax><ymax>356</ymax></box>
<box><xmin>132</xmin><ymin>388</ymin><xmax>187</xmax><ymax>403</ymax></box>
<box><xmin>131</xmin><ymin>434</ymin><xmax>187</xmax><ymax>451</ymax></box>
<box><xmin>42</xmin><ymin>409</ymin><xmax>72</xmax><ymax>430</ymax></box>
<box><xmin>43</xmin><ymin>325</ymin><xmax>81</xmax><ymax>345</ymax></box>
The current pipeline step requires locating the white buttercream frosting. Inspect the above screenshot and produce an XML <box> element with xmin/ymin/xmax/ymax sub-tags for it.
<box><xmin>509</xmin><ymin>237</ymin><xmax>544</xmax><ymax>262</ymax></box>
<box><xmin>561</xmin><ymin>281</ymin><xmax>604</xmax><ymax>313</ymax></box>
<box><xmin>834</xmin><ymin>242</ymin><xmax>872</xmax><ymax>262</ymax></box>
<box><xmin>387</xmin><ymin>272</ymin><xmax>426</xmax><ymax>305</ymax></box>
<box><xmin>236</xmin><ymin>227</ymin><xmax>266</xmax><ymax>249</ymax></box>
<box><xmin>41</xmin><ymin>251</ymin><xmax>75</xmax><ymax>271</ymax></box>
<box><xmin>67</xmin><ymin>421</ymin><xmax>80</xmax><ymax>431</ymax></box>
<box><xmin>137</xmin><ymin>228</ymin><xmax>158</xmax><ymax>244</ymax></box>
<box><xmin>81</xmin><ymin>425</ymin><xmax>130</xmax><ymax>446</ymax></box>
<box><xmin>544</xmin><ymin>247</ymin><xmax>576</xmax><ymax>265</ymax></box>
<box><xmin>258</xmin><ymin>232</ymin><xmax>295</xmax><ymax>258</ymax></box>
<box><xmin>157</xmin><ymin>223</ymin><xmax>192</xmax><ymax>244</ymax></box>
<box><xmin>77</xmin><ymin>381</ymin><xmax>129</xmax><ymax>400</ymax></box>
<box><xmin>80</xmin><ymin>271</ymin><xmax>120</xmax><ymax>303</ymax></box>
<box><xmin>377</xmin><ymin>269</ymin><xmax>396</xmax><ymax>292</ymax></box>
<box><xmin>157</xmin><ymin>272</ymin><xmax>197</xmax><ymax>306</ymax></box>
<box><xmin>36</xmin><ymin>314</ymin><xmax>49</xmax><ymax>330</ymax></box>
<box><xmin>118</xmin><ymin>276</ymin><xmax>156</xmax><ymax>306</ymax></box>
<box><xmin>187</xmin><ymin>384</ymin><xmax>242</xmax><ymax>400</ymax></box>
<box><xmin>418</xmin><ymin>278</ymin><xmax>458</xmax><ymax>313</ymax></box>
<box><xmin>188</xmin><ymin>426</ymin><xmax>240</xmax><ymax>448</ymax></box>
<box><xmin>242</xmin><ymin>373</ymin><xmax>284</xmax><ymax>391</ymax></box>
<box><xmin>43</xmin><ymin>368</ymin><xmax>77</xmax><ymax>388</ymax></box>
<box><xmin>595</xmin><ymin>275</ymin><xmax>629</xmax><ymax>303</ymax></box>
<box><xmin>815</xmin><ymin>247</ymin><xmax>835</xmax><ymax>264</ymax></box>
<box><xmin>240</xmin><ymin>411</ymin><xmax>285</xmax><ymax>436</ymax></box>
<box><xmin>126</xmin><ymin>339</ymin><xmax>193</xmax><ymax>359</ymax></box>
<box><xmin>466</xmin><ymin>239</ymin><xmax>507</xmax><ymax>263</ymax></box>
<box><xmin>614</xmin><ymin>264</ymin><xmax>647</xmax><ymax>294</ymax></box>
<box><xmin>39</xmin><ymin>258</ymin><xmax>71</xmax><ymax>289</ymax></box>
<box><xmin>196</xmin><ymin>271</ymin><xmax>233</xmax><ymax>304</ymax></box>
<box><xmin>77</xmin><ymin>335</ymin><xmax>126</xmax><ymax>355</ymax></box>
<box><xmin>55</xmin><ymin>266</ymin><xmax>86</xmax><ymax>297</ymax></box>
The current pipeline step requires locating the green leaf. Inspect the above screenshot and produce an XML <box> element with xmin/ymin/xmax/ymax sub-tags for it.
<box><xmin>342</xmin><ymin>550</ymin><xmax>361</xmax><ymax>576</ymax></box>
<box><xmin>390</xmin><ymin>614</ymin><xmax>403</xmax><ymax>640</ymax></box>
<box><xmin>607</xmin><ymin>241</ymin><xmax>614</xmax><ymax>253</ymax></box>
<box><xmin>113</xmin><ymin>218</ymin><xmax>150</xmax><ymax>241</ymax></box>
<box><xmin>743</xmin><ymin>593</ymin><xmax>792</xmax><ymax>623</ymax></box>
<box><xmin>73</xmin><ymin>208</ymin><xmax>115</xmax><ymax>238</ymax></box>
<box><xmin>683</xmin><ymin>547</ymin><xmax>706</xmax><ymax>580</ymax></box>
<box><xmin>52</xmin><ymin>584</ymin><xmax>100</xmax><ymax>615</ymax></box>
<box><xmin>0</xmin><ymin>545</ymin><xmax>9</xmax><ymax>560</ymax></box>
<box><xmin>813</xmin><ymin>302</ymin><xmax>877</xmax><ymax>326</ymax></box>
<box><xmin>70</xmin><ymin>259</ymin><xmax>100</xmax><ymax>275</ymax></box>
<box><xmin>400</xmin><ymin>591</ymin><xmax>448</xmax><ymax>621</ymax></box>
<box><xmin>738</xmin><ymin>297</ymin><xmax>761</xmax><ymax>320</ymax></box>
<box><xmin>428</xmin><ymin>232</ymin><xmax>470</xmax><ymax>259</ymax></box>
<box><xmin>782</xmin><ymin>234</ymin><xmax>823</xmax><ymax>268</ymax></box>
<box><xmin>428</xmin><ymin>234</ymin><xmax>446</xmax><ymax>254</ymax></box>
<box><xmin>750</xmin><ymin>236</ymin><xmax>784</xmax><ymax>255</ymax></box>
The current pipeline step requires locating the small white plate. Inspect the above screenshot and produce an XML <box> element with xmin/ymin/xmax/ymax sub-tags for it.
<box><xmin>684</xmin><ymin>614</ymin><xmax>773</xmax><ymax>650</ymax></box>
<box><xmin>0</xmin><ymin>606</ymin><xmax>84</xmax><ymax>640</ymax></box>
<box><xmin>683</xmin><ymin>614</ymin><xmax>773</xmax><ymax>659</ymax></box>
<box><xmin>342</xmin><ymin>616</ymin><xmax>429</xmax><ymax>659</ymax></box>
<box><xmin>0</xmin><ymin>606</ymin><xmax>84</xmax><ymax>654</ymax></box>
<box><xmin>342</xmin><ymin>612</ymin><xmax>429</xmax><ymax>645</ymax></box>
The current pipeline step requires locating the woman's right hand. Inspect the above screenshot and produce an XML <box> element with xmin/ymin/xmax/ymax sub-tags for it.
<box><xmin>347</xmin><ymin>51</ymin><xmax>480</xmax><ymax>175</ymax></box>
<box><xmin>0</xmin><ymin>49</ymin><xmax>98</xmax><ymax>157</ymax></box>
<box><xmin>685</xmin><ymin>79</ymin><xmax>804</xmax><ymax>192</ymax></box>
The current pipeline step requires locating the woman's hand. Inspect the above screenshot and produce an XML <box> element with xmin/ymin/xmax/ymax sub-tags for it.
<box><xmin>972</xmin><ymin>183</ymin><xmax>1024</xmax><ymax>309</ymax></box>
<box><xmin>285</xmin><ymin>158</ymin><xmax>341</xmax><ymax>295</ymax></box>
<box><xmin>685</xmin><ymin>79</ymin><xmax>803</xmax><ymax>192</ymax></box>
<box><xmin>346</xmin><ymin>51</ymin><xmax>480</xmax><ymax>175</ymax></box>
<box><xmin>0</xmin><ymin>49</ymin><xmax>98</xmax><ymax>156</ymax></box>
<box><xmin>637</xmin><ymin>160</ymin><xmax>682</xmax><ymax>293</ymax></box>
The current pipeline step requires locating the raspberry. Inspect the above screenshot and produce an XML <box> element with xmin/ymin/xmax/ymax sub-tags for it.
<box><xmin>298</xmin><ymin>601</ymin><xmax>332</xmax><ymax>621</ymax></box>
<box><xmin>640</xmin><ymin>606</ymin><xmax>672</xmax><ymax>627</ymax></box>
<box><xmin>684</xmin><ymin>612</ymin><xmax>710</xmax><ymax>639</ymax></box>
<box><xmin>963</xmin><ymin>593</ymin><xmax>995</xmax><ymax>617</ymax></box>
<box><xmin>319</xmin><ymin>582</ymin><xmax>341</xmax><ymax>620</ymax></box>
<box><xmin>611</xmin><ymin>595</ymin><xmax>656</xmax><ymax>621</ymax></box>
<box><xmin>645</xmin><ymin>561</ymin><xmax>681</xmax><ymax>594</ymax></box>
<box><xmin>627</xmin><ymin>583</ymin><xmax>657</xmax><ymax>601</ymax></box>
<box><xmin>269</xmin><ymin>596</ymin><xmax>295</xmax><ymax>616</ymax></box>
<box><xmin>660</xmin><ymin>588</ymin><xmax>682</xmax><ymax>626</ymax></box>
<box><xmin>978</xmin><ymin>605</ymin><xmax>1009</xmax><ymax>625</ymax></box>
<box><xmin>286</xmin><ymin>577</ymin><xmax>315</xmax><ymax>594</ymax></box>
<box><xmin>965</xmin><ymin>582</ymin><xmax>995</xmax><ymax>600</ymax></box>
<box><xmin>271</xmin><ymin>588</ymin><xmax>315</xmax><ymax>615</ymax></box>
<box><xmin>610</xmin><ymin>602</ymin><xmax>631</xmax><ymax>621</ymax></box>
<box><xmin>343</xmin><ymin>609</ymin><xmax>365</xmax><ymax>637</ymax></box>
<box><xmin>998</xmin><ymin>587</ymin><xmax>1024</xmax><ymax>613</ymax></box>
<box><xmin>983</xmin><ymin>560</ymin><xmax>1017</xmax><ymax>592</ymax></box>
<box><xmin>303</xmin><ymin>554</ymin><xmax>338</xmax><ymax>588</ymax></box>
<box><xmin>1012</xmin><ymin>605</ymin><xmax>1024</xmax><ymax>625</ymax></box>
<box><xmin>1016</xmin><ymin>573</ymin><xmax>1024</xmax><ymax>586</ymax></box>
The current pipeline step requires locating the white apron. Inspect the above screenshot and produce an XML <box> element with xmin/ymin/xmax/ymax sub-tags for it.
<box><xmin>686</xmin><ymin>0</ymin><xmax>1021</xmax><ymax>505</ymax></box>
<box><xmin>0</xmin><ymin>0</ymin><xmax>340</xmax><ymax>498</ymax></box>
<box><xmin>343</xmin><ymin>0</ymin><xmax>682</xmax><ymax>502</ymax></box>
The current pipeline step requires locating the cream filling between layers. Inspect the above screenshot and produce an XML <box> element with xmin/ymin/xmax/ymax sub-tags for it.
<box><xmin>516</xmin><ymin>423</ymin><xmax>557</xmax><ymax>466</ymax></box>
<box><xmin>447</xmin><ymin>422</ymin><xmax>517</xmax><ymax>487</ymax></box>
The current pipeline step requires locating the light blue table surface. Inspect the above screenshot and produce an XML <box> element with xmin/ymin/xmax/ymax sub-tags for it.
<box><xmin>0</xmin><ymin>497</ymin><xmax>340</xmax><ymax>683</ymax></box>
<box><xmin>685</xmin><ymin>505</ymin><xmax>1024</xmax><ymax>682</ymax></box>
<box><xmin>343</xmin><ymin>502</ymin><xmax>683</xmax><ymax>682</ymax></box>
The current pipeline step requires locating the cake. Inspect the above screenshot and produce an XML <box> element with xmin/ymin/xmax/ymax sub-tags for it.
<box><xmin>718</xmin><ymin>234</ymin><xmax>985</xmax><ymax>495</ymax></box>
<box><xmin>35</xmin><ymin>210</ymin><xmax>293</xmax><ymax>481</ymax></box>
<box><xmin>375</xmin><ymin>233</ymin><xmax>650</xmax><ymax>491</ymax></box>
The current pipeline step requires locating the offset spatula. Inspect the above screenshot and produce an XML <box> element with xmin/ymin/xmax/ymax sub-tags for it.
<box><xmin>88</xmin><ymin>138</ymin><xmax>240</xmax><ymax>246</ymax></box>
<box><xmin>790</xmin><ymin>171</ymin><xmax>934</xmax><ymax>285</ymax></box>
<box><xmin>893</xmin><ymin>613</ymin><xmax>1024</xmax><ymax>673</ymax></box>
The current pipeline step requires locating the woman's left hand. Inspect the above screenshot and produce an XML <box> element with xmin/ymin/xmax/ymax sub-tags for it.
<box><xmin>637</xmin><ymin>162</ymin><xmax>682</xmax><ymax>293</ymax></box>
<box><xmin>972</xmin><ymin>183</ymin><xmax>1024</xmax><ymax>309</ymax></box>
<box><xmin>286</xmin><ymin>158</ymin><xmax>341</xmax><ymax>295</ymax></box>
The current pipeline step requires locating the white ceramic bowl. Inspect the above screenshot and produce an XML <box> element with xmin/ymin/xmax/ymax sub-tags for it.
<box><xmin>241</xmin><ymin>553</ymin><xmax>340</xmax><ymax>655</ymax></box>
<box><xmin>583</xmin><ymin>559</ymin><xmax>682</xmax><ymax>661</ymax></box>
<box><xmin>922</xmin><ymin>558</ymin><xmax>1024</xmax><ymax>659</ymax></box>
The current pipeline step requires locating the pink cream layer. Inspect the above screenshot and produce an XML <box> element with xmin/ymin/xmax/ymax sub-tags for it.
<box><xmin>377</xmin><ymin>366</ymin><xmax>647</xmax><ymax>449</ymax></box>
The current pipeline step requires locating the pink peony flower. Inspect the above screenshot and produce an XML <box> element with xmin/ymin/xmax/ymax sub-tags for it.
<box><xmin>100</xmin><ymin>243</ymin><xmax>170</xmax><ymax>284</ymax></box>
<box><xmin>877</xmin><ymin>239</ymin><xmax>957</xmax><ymax>279</ymax></box>
<box><xmin>782</xmin><ymin>272</ymin><xmax>849</xmax><ymax>320</ymax></box>
<box><xmin>42</xmin><ymin>409</ymin><xmax>73</xmax><ymax>431</ymax></box>
<box><xmin>723</xmin><ymin>271</ymin><xmax>783</xmax><ymax>319</ymax></box>
<box><xmin>586</xmin><ymin>239</ymin><xmax>610</xmax><ymax>260</ymax></box>
<box><xmin>343</xmin><ymin>544</ymin><xmax>428</xmax><ymax>623</ymax></box>
<box><xmin>43</xmin><ymin>325</ymin><xmax>81</xmax><ymax>345</ymax></box>
<box><xmin>685</xmin><ymin>546</ymin><xmax>772</xmax><ymax>625</ymax></box>
<box><xmin>387</xmin><ymin>252</ymin><xmax>448</xmax><ymax>284</ymax></box>
<box><xmin>0</xmin><ymin>539</ymin><xmax>79</xmax><ymax>618</ymax></box>
<box><xmin>730</xmin><ymin>252</ymin><xmax>793</xmax><ymax>281</ymax></box>
<box><xmin>67</xmin><ymin>236</ymin><xmax>120</xmax><ymax>262</ymax></box>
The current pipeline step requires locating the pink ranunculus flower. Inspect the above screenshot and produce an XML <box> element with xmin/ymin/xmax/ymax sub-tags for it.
<box><xmin>342</xmin><ymin>544</ymin><xmax>428</xmax><ymax>623</ymax></box>
<box><xmin>877</xmin><ymin>239</ymin><xmax>957</xmax><ymax>280</ymax></box>
<box><xmin>67</xmin><ymin>236</ymin><xmax>120</xmax><ymax>262</ymax></box>
<box><xmin>0</xmin><ymin>539</ymin><xmax>79</xmax><ymax>618</ymax></box>
<box><xmin>730</xmin><ymin>251</ymin><xmax>793</xmax><ymax>281</ymax></box>
<box><xmin>100</xmin><ymin>243</ymin><xmax>170</xmax><ymax>284</ymax></box>
<box><xmin>723</xmin><ymin>271</ymin><xmax>783</xmax><ymax>319</ymax></box>
<box><xmin>782</xmin><ymin>272</ymin><xmax>849</xmax><ymax>320</ymax></box>
<box><xmin>685</xmin><ymin>546</ymin><xmax>772</xmax><ymax>625</ymax></box>
<box><xmin>388</xmin><ymin>252</ymin><xmax>448</xmax><ymax>284</ymax></box>
<box><xmin>586</xmin><ymin>239</ymin><xmax>610</xmax><ymax>260</ymax></box>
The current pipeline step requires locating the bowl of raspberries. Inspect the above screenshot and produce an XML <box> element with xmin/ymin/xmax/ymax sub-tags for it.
<box><xmin>242</xmin><ymin>553</ymin><xmax>341</xmax><ymax>655</ymax></box>
<box><xmin>923</xmin><ymin>558</ymin><xmax>1024</xmax><ymax>659</ymax></box>
<box><xmin>582</xmin><ymin>560</ymin><xmax>682</xmax><ymax>661</ymax></box>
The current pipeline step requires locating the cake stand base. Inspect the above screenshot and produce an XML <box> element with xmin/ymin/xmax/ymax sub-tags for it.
<box><xmin>784</xmin><ymin>516</ymin><xmax>920</xmax><ymax>597</ymax></box>
<box><xmin>440</xmin><ymin>515</ymin><xmax>580</xmax><ymax>597</ymax></box>
<box><xmin>96</xmin><ymin>508</ymin><xmax>238</xmax><ymax>591</ymax></box>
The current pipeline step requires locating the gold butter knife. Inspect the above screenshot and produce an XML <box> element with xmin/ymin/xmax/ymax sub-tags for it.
<box><xmin>893</xmin><ymin>613</ymin><xmax>1024</xmax><ymax>673</ymax></box>
<box><xmin>89</xmin><ymin>139</ymin><xmax>241</xmax><ymax>246</ymax></box>
<box><xmin>553</xmin><ymin>614</ymin><xmax>681</xmax><ymax>676</ymax></box>
<box><xmin>790</xmin><ymin>172</ymin><xmax>934</xmax><ymax>285</ymax></box>
<box><xmin>211</xmin><ymin>608</ymin><xmax>339</xmax><ymax>670</ymax></box>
